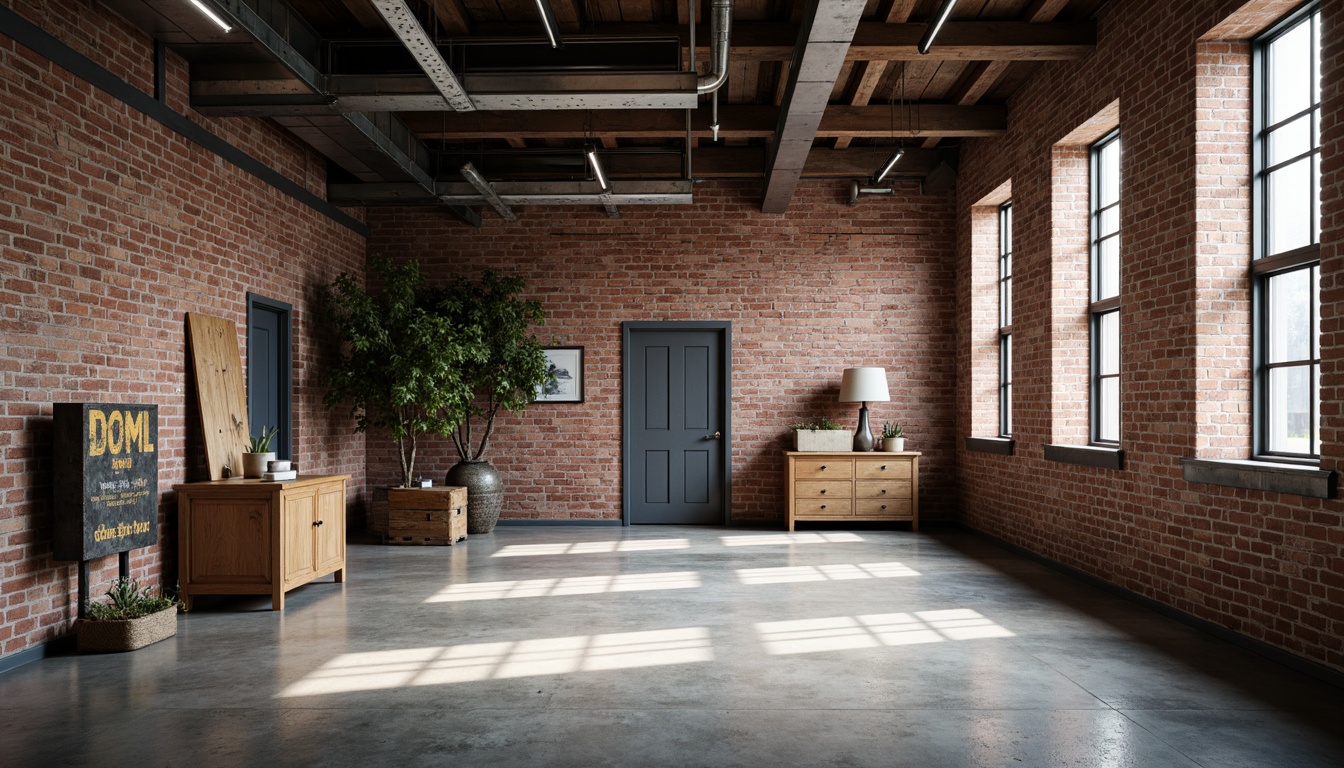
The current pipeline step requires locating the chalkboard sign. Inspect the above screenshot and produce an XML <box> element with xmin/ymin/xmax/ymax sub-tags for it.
<box><xmin>53</xmin><ymin>403</ymin><xmax>159</xmax><ymax>562</ymax></box>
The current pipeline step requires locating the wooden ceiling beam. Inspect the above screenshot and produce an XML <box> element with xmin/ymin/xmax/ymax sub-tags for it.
<box><xmin>762</xmin><ymin>0</ymin><xmax>868</xmax><ymax>212</ymax></box>
<box><xmin>426</xmin><ymin>0</ymin><xmax>472</xmax><ymax>37</ymax></box>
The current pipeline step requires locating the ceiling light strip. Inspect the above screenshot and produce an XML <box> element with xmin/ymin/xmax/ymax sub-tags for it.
<box><xmin>187</xmin><ymin>0</ymin><xmax>233</xmax><ymax>33</ymax></box>
<box><xmin>533</xmin><ymin>0</ymin><xmax>564</xmax><ymax>49</ymax></box>
<box><xmin>369</xmin><ymin>0</ymin><xmax>475</xmax><ymax>112</ymax></box>
<box><xmin>872</xmin><ymin>148</ymin><xmax>905</xmax><ymax>184</ymax></box>
<box><xmin>917</xmin><ymin>0</ymin><xmax>959</xmax><ymax>55</ymax></box>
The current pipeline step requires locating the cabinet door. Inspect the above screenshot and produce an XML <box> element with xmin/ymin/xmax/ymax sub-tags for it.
<box><xmin>187</xmin><ymin>499</ymin><xmax>271</xmax><ymax>584</ymax></box>
<box><xmin>282</xmin><ymin>488</ymin><xmax>317</xmax><ymax>584</ymax></box>
<box><xmin>314</xmin><ymin>483</ymin><xmax>345</xmax><ymax>573</ymax></box>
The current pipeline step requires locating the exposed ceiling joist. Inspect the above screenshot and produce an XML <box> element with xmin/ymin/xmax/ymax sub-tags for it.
<box><xmin>328</xmin><ymin>180</ymin><xmax>694</xmax><ymax>206</ymax></box>
<box><xmin>762</xmin><ymin>0</ymin><xmax>867</xmax><ymax>213</ymax></box>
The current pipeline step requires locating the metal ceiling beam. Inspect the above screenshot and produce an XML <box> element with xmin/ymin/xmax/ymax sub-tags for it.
<box><xmin>368</xmin><ymin>0</ymin><xmax>475</xmax><ymax>111</ymax></box>
<box><xmin>195</xmin><ymin>95</ymin><xmax>1005</xmax><ymax>139</ymax></box>
<box><xmin>762</xmin><ymin>0</ymin><xmax>876</xmax><ymax>212</ymax></box>
<box><xmin>463</xmin><ymin>20</ymin><xmax>1095</xmax><ymax>61</ymax></box>
<box><xmin>328</xmin><ymin>180</ymin><xmax>694</xmax><ymax>206</ymax></box>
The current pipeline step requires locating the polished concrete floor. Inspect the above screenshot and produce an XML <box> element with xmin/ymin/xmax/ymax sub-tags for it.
<box><xmin>3</xmin><ymin>526</ymin><xmax>1342</xmax><ymax>767</ymax></box>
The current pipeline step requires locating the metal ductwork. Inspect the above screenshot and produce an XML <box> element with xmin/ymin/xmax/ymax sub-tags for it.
<box><xmin>697</xmin><ymin>0</ymin><xmax>734</xmax><ymax>95</ymax></box>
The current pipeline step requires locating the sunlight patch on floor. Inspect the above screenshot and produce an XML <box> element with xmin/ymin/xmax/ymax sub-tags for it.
<box><xmin>736</xmin><ymin>561</ymin><xmax>920</xmax><ymax>584</ymax></box>
<box><xmin>278</xmin><ymin>628</ymin><xmax>713</xmax><ymax>697</ymax></box>
<box><xmin>425</xmin><ymin>571</ymin><xmax>702</xmax><ymax>602</ymax></box>
<box><xmin>756</xmin><ymin>609</ymin><xmax>1014</xmax><ymax>655</ymax></box>
<box><xmin>492</xmin><ymin>538</ymin><xmax>691</xmax><ymax>557</ymax></box>
<box><xmin>720</xmin><ymin>532</ymin><xmax>864</xmax><ymax>547</ymax></box>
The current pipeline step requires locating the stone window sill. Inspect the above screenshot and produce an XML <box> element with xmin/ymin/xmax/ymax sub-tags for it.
<box><xmin>965</xmin><ymin>437</ymin><xmax>1014</xmax><ymax>455</ymax></box>
<box><xmin>1043</xmin><ymin>443</ymin><xmax>1124</xmax><ymax>470</ymax></box>
<box><xmin>1181</xmin><ymin>458</ymin><xmax>1336</xmax><ymax>499</ymax></box>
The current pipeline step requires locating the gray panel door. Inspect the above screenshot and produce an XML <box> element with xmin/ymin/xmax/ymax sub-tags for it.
<box><xmin>247</xmin><ymin>295</ymin><xmax>291</xmax><ymax>460</ymax></box>
<box><xmin>628</xmin><ymin>328</ymin><xmax>726</xmax><ymax>524</ymax></box>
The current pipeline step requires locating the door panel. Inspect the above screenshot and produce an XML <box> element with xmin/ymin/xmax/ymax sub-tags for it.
<box><xmin>247</xmin><ymin>295</ymin><xmax>292</xmax><ymax>460</ymax></box>
<box><xmin>627</xmin><ymin>326</ymin><xmax>728</xmax><ymax>524</ymax></box>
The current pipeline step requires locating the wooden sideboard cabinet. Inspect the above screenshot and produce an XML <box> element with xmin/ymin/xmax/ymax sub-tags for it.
<box><xmin>785</xmin><ymin>451</ymin><xmax>920</xmax><ymax>531</ymax></box>
<box><xmin>174</xmin><ymin>474</ymin><xmax>349</xmax><ymax>610</ymax></box>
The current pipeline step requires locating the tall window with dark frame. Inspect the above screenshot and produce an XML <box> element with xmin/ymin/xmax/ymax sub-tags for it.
<box><xmin>1255</xmin><ymin>3</ymin><xmax>1320</xmax><ymax>459</ymax></box>
<box><xmin>1090</xmin><ymin>131</ymin><xmax>1121</xmax><ymax>445</ymax></box>
<box><xmin>998</xmin><ymin>201</ymin><xmax>1013</xmax><ymax>437</ymax></box>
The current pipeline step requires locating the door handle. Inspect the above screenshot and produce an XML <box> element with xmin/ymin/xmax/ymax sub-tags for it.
<box><xmin>705</xmin><ymin>431</ymin><xmax>721</xmax><ymax>440</ymax></box>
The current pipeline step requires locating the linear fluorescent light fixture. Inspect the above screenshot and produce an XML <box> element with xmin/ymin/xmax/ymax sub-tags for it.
<box><xmin>187</xmin><ymin>0</ymin><xmax>233</xmax><ymax>33</ymax></box>
<box><xmin>370</xmin><ymin>1</ymin><xmax>475</xmax><ymax>111</ymax></box>
<box><xmin>871</xmin><ymin>148</ymin><xmax>905</xmax><ymax>184</ymax></box>
<box><xmin>586</xmin><ymin>144</ymin><xmax>611</xmax><ymax>193</ymax></box>
<box><xmin>917</xmin><ymin>0</ymin><xmax>959</xmax><ymax>55</ymax></box>
<box><xmin>533</xmin><ymin>0</ymin><xmax>564</xmax><ymax>49</ymax></box>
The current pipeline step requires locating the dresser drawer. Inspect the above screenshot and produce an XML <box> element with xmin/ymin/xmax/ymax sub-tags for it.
<box><xmin>855</xmin><ymin>459</ymin><xmax>912</xmax><ymax>479</ymax></box>
<box><xmin>795</xmin><ymin>480</ymin><xmax>852</xmax><ymax>499</ymax></box>
<box><xmin>794</xmin><ymin>458</ymin><xmax>855</xmax><ymax>480</ymax></box>
<box><xmin>794</xmin><ymin>498</ymin><xmax>852</xmax><ymax>517</ymax></box>
<box><xmin>855</xmin><ymin>499</ymin><xmax>913</xmax><ymax>518</ymax></box>
<box><xmin>855</xmin><ymin>480</ymin><xmax>912</xmax><ymax>499</ymax></box>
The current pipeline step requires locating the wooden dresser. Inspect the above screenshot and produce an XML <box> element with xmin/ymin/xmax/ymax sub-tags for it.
<box><xmin>174</xmin><ymin>474</ymin><xmax>349</xmax><ymax>610</ymax></box>
<box><xmin>785</xmin><ymin>451</ymin><xmax>920</xmax><ymax>531</ymax></box>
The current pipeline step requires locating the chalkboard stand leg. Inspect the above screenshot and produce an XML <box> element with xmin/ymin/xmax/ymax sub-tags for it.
<box><xmin>78</xmin><ymin>560</ymin><xmax>90</xmax><ymax>620</ymax></box>
<box><xmin>119</xmin><ymin>551</ymin><xmax>130</xmax><ymax>582</ymax></box>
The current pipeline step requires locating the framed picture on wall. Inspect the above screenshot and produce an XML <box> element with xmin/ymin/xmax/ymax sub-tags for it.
<box><xmin>537</xmin><ymin>346</ymin><xmax>584</xmax><ymax>403</ymax></box>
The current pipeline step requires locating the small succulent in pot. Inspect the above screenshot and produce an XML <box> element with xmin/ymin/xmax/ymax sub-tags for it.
<box><xmin>881</xmin><ymin>422</ymin><xmax>905</xmax><ymax>452</ymax></box>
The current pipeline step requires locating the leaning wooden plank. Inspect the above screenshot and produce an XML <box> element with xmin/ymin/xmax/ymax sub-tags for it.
<box><xmin>186</xmin><ymin>312</ymin><xmax>249</xmax><ymax>481</ymax></box>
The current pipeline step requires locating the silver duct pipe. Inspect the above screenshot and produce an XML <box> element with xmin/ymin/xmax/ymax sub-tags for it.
<box><xmin>697</xmin><ymin>0</ymin><xmax>734</xmax><ymax>95</ymax></box>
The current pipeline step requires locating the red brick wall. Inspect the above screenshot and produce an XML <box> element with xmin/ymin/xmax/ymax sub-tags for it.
<box><xmin>366</xmin><ymin>181</ymin><xmax>957</xmax><ymax>523</ymax></box>
<box><xmin>0</xmin><ymin>0</ymin><xmax>367</xmax><ymax>660</ymax></box>
<box><xmin>956</xmin><ymin>0</ymin><xmax>1344</xmax><ymax>673</ymax></box>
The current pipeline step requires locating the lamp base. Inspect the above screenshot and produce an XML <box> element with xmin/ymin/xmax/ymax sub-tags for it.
<box><xmin>853</xmin><ymin>403</ymin><xmax>875</xmax><ymax>452</ymax></box>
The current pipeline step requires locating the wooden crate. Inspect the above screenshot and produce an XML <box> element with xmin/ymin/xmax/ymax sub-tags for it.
<box><xmin>386</xmin><ymin>486</ymin><xmax>468</xmax><ymax>545</ymax></box>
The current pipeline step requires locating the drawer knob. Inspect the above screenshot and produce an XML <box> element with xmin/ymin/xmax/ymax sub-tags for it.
<box><xmin>881</xmin><ymin>489</ymin><xmax>887</xmax><ymax>494</ymax></box>
<box><xmin>881</xmin><ymin>504</ymin><xmax>887</xmax><ymax>510</ymax></box>
<box><xmin>820</xmin><ymin>504</ymin><xmax>827</xmax><ymax>510</ymax></box>
<box><xmin>881</xmin><ymin>465</ymin><xmax>887</xmax><ymax>470</ymax></box>
<box><xmin>820</xmin><ymin>465</ymin><xmax>827</xmax><ymax>470</ymax></box>
<box><xmin>820</xmin><ymin>489</ymin><xmax>826</xmax><ymax>494</ymax></box>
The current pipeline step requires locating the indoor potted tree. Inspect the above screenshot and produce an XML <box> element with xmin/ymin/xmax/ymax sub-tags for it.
<box><xmin>320</xmin><ymin>255</ymin><xmax>484</xmax><ymax>492</ymax></box>
<box><xmin>437</xmin><ymin>271</ymin><xmax>552</xmax><ymax>534</ymax></box>
<box><xmin>77</xmin><ymin>577</ymin><xmax>180</xmax><ymax>653</ymax></box>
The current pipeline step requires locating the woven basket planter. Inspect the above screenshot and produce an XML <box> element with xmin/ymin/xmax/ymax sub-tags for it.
<box><xmin>77</xmin><ymin>606</ymin><xmax>178</xmax><ymax>653</ymax></box>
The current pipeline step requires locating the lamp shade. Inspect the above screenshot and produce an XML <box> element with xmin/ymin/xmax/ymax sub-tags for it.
<box><xmin>839</xmin><ymin>367</ymin><xmax>890</xmax><ymax>403</ymax></box>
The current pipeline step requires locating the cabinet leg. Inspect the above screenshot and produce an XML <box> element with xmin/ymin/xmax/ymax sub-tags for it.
<box><xmin>181</xmin><ymin>593</ymin><xmax>193</xmax><ymax>611</ymax></box>
<box><xmin>272</xmin><ymin>589</ymin><xmax>284</xmax><ymax>611</ymax></box>
<box><xmin>333</xmin><ymin>567</ymin><xmax>346</xmax><ymax>584</ymax></box>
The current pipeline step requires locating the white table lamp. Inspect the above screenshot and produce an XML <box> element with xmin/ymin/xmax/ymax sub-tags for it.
<box><xmin>839</xmin><ymin>367</ymin><xmax>890</xmax><ymax>451</ymax></box>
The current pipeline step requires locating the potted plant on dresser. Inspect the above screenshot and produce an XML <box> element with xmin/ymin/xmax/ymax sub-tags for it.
<box><xmin>242</xmin><ymin>425</ymin><xmax>278</xmax><ymax>478</ymax></box>
<box><xmin>436</xmin><ymin>271</ymin><xmax>552</xmax><ymax>534</ymax></box>
<box><xmin>881</xmin><ymin>422</ymin><xmax>905</xmax><ymax>452</ymax></box>
<box><xmin>793</xmin><ymin>418</ymin><xmax>853</xmax><ymax>452</ymax></box>
<box><xmin>320</xmin><ymin>256</ymin><xmax>486</xmax><ymax>539</ymax></box>
<box><xmin>78</xmin><ymin>577</ymin><xmax>180</xmax><ymax>653</ymax></box>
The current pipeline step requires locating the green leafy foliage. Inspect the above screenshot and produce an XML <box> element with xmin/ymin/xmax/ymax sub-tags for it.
<box><xmin>320</xmin><ymin>256</ymin><xmax>487</xmax><ymax>487</ymax></box>
<box><xmin>881</xmin><ymin>422</ymin><xmax>903</xmax><ymax>439</ymax></box>
<box><xmin>85</xmin><ymin>577</ymin><xmax>177</xmax><ymax>621</ymax></box>
<box><xmin>432</xmin><ymin>271</ymin><xmax>551</xmax><ymax>462</ymax></box>
<box><xmin>248</xmin><ymin>425</ymin><xmax>278</xmax><ymax>453</ymax></box>
<box><xmin>793</xmin><ymin>417</ymin><xmax>844</xmax><ymax>431</ymax></box>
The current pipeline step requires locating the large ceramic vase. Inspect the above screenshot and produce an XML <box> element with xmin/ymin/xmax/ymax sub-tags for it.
<box><xmin>446</xmin><ymin>460</ymin><xmax>503</xmax><ymax>534</ymax></box>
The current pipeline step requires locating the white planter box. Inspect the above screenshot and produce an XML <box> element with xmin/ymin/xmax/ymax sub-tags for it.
<box><xmin>794</xmin><ymin>430</ymin><xmax>854</xmax><ymax>452</ymax></box>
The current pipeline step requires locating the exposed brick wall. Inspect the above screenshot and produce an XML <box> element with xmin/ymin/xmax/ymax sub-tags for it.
<box><xmin>956</xmin><ymin>0</ymin><xmax>1344</xmax><ymax>673</ymax></box>
<box><xmin>366</xmin><ymin>181</ymin><xmax>957</xmax><ymax>523</ymax></box>
<box><xmin>0</xmin><ymin>0</ymin><xmax>367</xmax><ymax>660</ymax></box>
